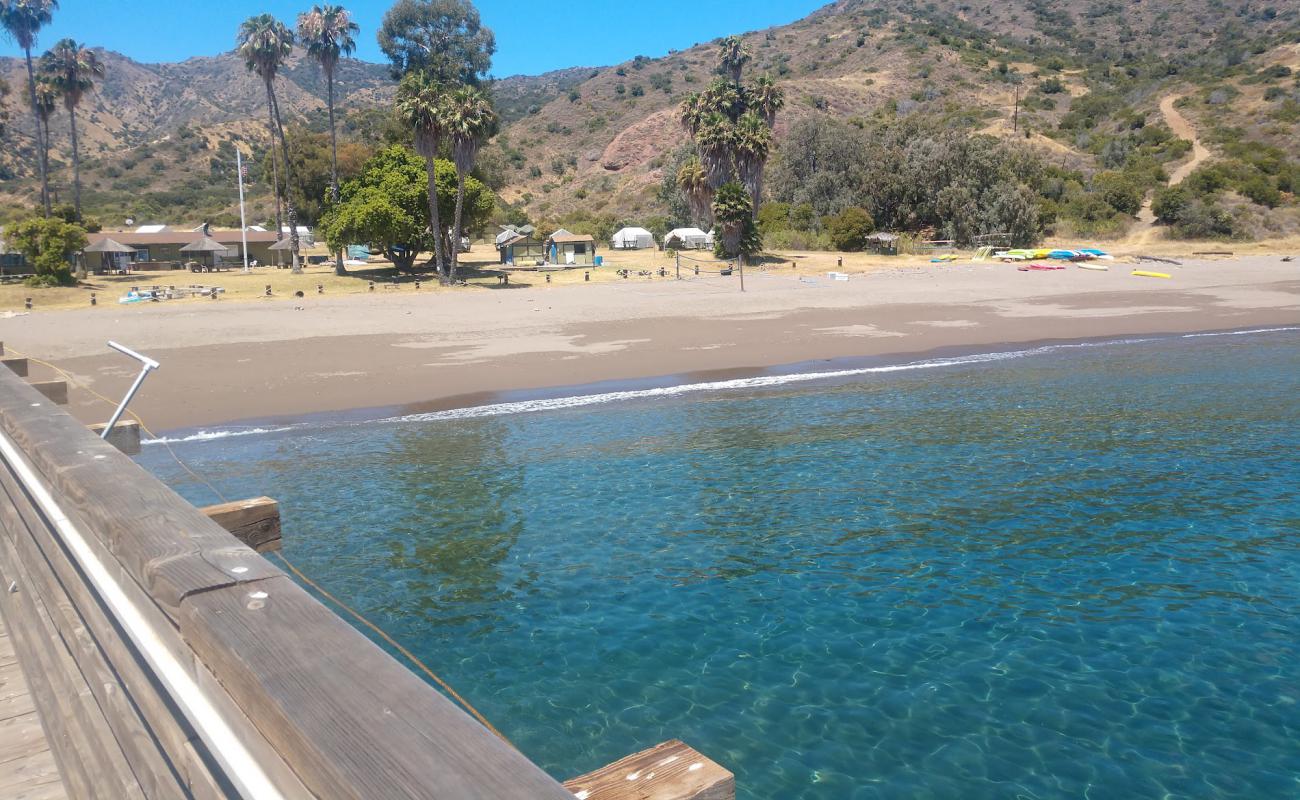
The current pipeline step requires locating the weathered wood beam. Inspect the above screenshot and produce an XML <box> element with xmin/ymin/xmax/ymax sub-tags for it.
<box><xmin>200</xmin><ymin>497</ymin><xmax>282</xmax><ymax>553</ymax></box>
<box><xmin>564</xmin><ymin>740</ymin><xmax>735</xmax><ymax>800</ymax></box>
<box><xmin>1</xmin><ymin>358</ymin><xmax>27</xmax><ymax>378</ymax></box>
<box><xmin>29</xmin><ymin>381</ymin><xmax>67</xmax><ymax>405</ymax></box>
<box><xmin>87</xmin><ymin>421</ymin><xmax>142</xmax><ymax>456</ymax></box>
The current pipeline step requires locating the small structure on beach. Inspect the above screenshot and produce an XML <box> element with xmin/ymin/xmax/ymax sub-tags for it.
<box><xmin>180</xmin><ymin>236</ymin><xmax>234</xmax><ymax>269</ymax></box>
<box><xmin>83</xmin><ymin>237</ymin><xmax>138</xmax><ymax>273</ymax></box>
<box><xmin>546</xmin><ymin>229</ymin><xmax>597</xmax><ymax>266</ymax></box>
<box><xmin>83</xmin><ymin>229</ymin><xmax>282</xmax><ymax>271</ymax></box>
<box><xmin>863</xmin><ymin>232</ymin><xmax>900</xmax><ymax>256</ymax></box>
<box><xmin>497</xmin><ymin>230</ymin><xmax>545</xmax><ymax>265</ymax></box>
<box><xmin>664</xmin><ymin>227</ymin><xmax>711</xmax><ymax>250</ymax></box>
<box><xmin>611</xmin><ymin>227</ymin><xmax>656</xmax><ymax>250</ymax></box>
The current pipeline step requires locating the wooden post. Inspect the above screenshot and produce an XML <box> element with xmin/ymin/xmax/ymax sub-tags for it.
<box><xmin>88</xmin><ymin>420</ymin><xmax>141</xmax><ymax>455</ymax></box>
<box><xmin>2</xmin><ymin>357</ymin><xmax>29</xmax><ymax>377</ymax></box>
<box><xmin>30</xmin><ymin>380</ymin><xmax>68</xmax><ymax>405</ymax></box>
<box><xmin>738</xmin><ymin>258</ymin><xmax>745</xmax><ymax>293</ymax></box>
<box><xmin>199</xmin><ymin>497</ymin><xmax>282</xmax><ymax>553</ymax></box>
<box><xmin>564</xmin><ymin>740</ymin><xmax>734</xmax><ymax>800</ymax></box>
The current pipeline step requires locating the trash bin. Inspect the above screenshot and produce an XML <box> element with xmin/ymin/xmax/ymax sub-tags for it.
<box><xmin>594</xmin><ymin>256</ymin><xmax>603</xmax><ymax>266</ymax></box>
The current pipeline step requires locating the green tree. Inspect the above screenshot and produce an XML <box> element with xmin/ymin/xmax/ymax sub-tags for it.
<box><xmin>1</xmin><ymin>0</ymin><xmax>58</xmax><ymax>215</ymax></box>
<box><xmin>826</xmin><ymin>207</ymin><xmax>874</xmax><ymax>251</ymax></box>
<box><xmin>297</xmin><ymin>3</ymin><xmax>360</xmax><ymax>276</ymax></box>
<box><xmin>716</xmin><ymin>35</ymin><xmax>750</xmax><ymax>83</ymax></box>
<box><xmin>676</xmin><ymin>157</ymin><xmax>712</xmax><ymax>227</ymax></box>
<box><xmin>1092</xmin><ymin>171</ymin><xmax>1142</xmax><ymax>216</ymax></box>
<box><xmin>237</xmin><ymin>14</ymin><xmax>300</xmax><ymax>270</ymax></box>
<box><xmin>39</xmin><ymin>39</ymin><xmax>102</xmax><ymax>222</ymax></box>
<box><xmin>1151</xmin><ymin>185</ymin><xmax>1190</xmax><ymax>224</ymax></box>
<box><xmin>319</xmin><ymin>144</ymin><xmax>492</xmax><ymax>273</ymax></box>
<box><xmin>377</xmin><ymin>0</ymin><xmax>495</xmax><ymax>84</ymax></box>
<box><xmin>5</xmin><ymin>214</ymin><xmax>84</xmax><ymax>285</ymax></box>
<box><xmin>444</xmin><ymin>84</ymin><xmax>497</xmax><ymax>281</ymax></box>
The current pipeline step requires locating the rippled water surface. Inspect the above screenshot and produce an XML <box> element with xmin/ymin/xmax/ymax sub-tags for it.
<box><xmin>140</xmin><ymin>330</ymin><xmax>1300</xmax><ymax>799</ymax></box>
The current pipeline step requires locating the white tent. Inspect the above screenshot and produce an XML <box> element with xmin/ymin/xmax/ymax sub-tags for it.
<box><xmin>664</xmin><ymin>227</ymin><xmax>710</xmax><ymax>249</ymax></box>
<box><xmin>611</xmin><ymin>227</ymin><xmax>655</xmax><ymax>250</ymax></box>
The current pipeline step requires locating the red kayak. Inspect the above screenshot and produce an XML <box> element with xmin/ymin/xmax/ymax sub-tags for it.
<box><xmin>1025</xmin><ymin>263</ymin><xmax>1066</xmax><ymax>271</ymax></box>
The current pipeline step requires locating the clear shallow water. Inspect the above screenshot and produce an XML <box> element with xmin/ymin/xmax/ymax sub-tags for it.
<box><xmin>140</xmin><ymin>329</ymin><xmax>1300</xmax><ymax>799</ymax></box>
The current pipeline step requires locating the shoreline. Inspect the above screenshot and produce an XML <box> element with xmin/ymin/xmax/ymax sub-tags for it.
<box><xmin>0</xmin><ymin>255</ymin><xmax>1294</xmax><ymax>433</ymax></box>
<box><xmin>138</xmin><ymin>324</ymin><xmax>1300</xmax><ymax>442</ymax></box>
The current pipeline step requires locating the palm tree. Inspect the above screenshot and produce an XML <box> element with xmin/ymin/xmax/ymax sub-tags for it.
<box><xmin>29</xmin><ymin>74</ymin><xmax>57</xmax><ymax>196</ymax></box>
<box><xmin>695</xmin><ymin>112</ymin><xmax>735</xmax><ymax>190</ymax></box>
<box><xmin>237</xmin><ymin>14</ymin><xmax>300</xmax><ymax>270</ymax></box>
<box><xmin>0</xmin><ymin>76</ymin><xmax>10</xmax><ymax>137</ymax></box>
<box><xmin>40</xmin><ymin>39</ymin><xmax>102</xmax><ymax>222</ymax></box>
<box><xmin>396</xmin><ymin>70</ymin><xmax>448</xmax><ymax>283</ymax></box>
<box><xmin>1</xmin><ymin>0</ymin><xmax>58</xmax><ymax>215</ymax></box>
<box><xmin>712</xmin><ymin>181</ymin><xmax>752</xmax><ymax>261</ymax></box>
<box><xmin>298</xmin><ymin>4</ymin><xmax>358</xmax><ymax>276</ymax></box>
<box><xmin>733</xmin><ymin>111</ymin><xmax>771</xmax><ymax>218</ymax></box>
<box><xmin>751</xmin><ymin>75</ymin><xmax>784</xmax><ymax>128</ymax></box>
<box><xmin>716</xmin><ymin>35</ymin><xmax>750</xmax><ymax>83</ymax></box>
<box><xmin>676</xmin><ymin>158</ymin><xmax>712</xmax><ymax>227</ymax></box>
<box><xmin>444</xmin><ymin>84</ymin><xmax>496</xmax><ymax>282</ymax></box>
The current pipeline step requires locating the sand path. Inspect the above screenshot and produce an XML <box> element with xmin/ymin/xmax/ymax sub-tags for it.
<box><xmin>1131</xmin><ymin>94</ymin><xmax>1212</xmax><ymax>243</ymax></box>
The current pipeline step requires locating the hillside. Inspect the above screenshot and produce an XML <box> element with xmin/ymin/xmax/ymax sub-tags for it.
<box><xmin>1</xmin><ymin>0</ymin><xmax>1297</xmax><ymax>238</ymax></box>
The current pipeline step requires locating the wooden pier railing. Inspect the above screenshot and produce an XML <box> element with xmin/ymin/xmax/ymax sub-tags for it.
<box><xmin>0</xmin><ymin>364</ymin><xmax>577</xmax><ymax>798</ymax></box>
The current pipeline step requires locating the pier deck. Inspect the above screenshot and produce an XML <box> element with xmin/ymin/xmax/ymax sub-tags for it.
<box><xmin>0</xmin><ymin>616</ymin><xmax>66</xmax><ymax>800</ymax></box>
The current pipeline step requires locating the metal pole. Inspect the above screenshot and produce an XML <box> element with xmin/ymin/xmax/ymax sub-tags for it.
<box><xmin>101</xmin><ymin>341</ymin><xmax>159</xmax><ymax>440</ymax></box>
<box><xmin>676</xmin><ymin>252</ymin><xmax>680</xmax><ymax>280</ymax></box>
<box><xmin>738</xmin><ymin>258</ymin><xmax>745</xmax><ymax>292</ymax></box>
<box><xmin>237</xmin><ymin>150</ymin><xmax>250</xmax><ymax>273</ymax></box>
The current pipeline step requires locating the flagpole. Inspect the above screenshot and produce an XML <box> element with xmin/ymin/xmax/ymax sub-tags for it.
<box><xmin>237</xmin><ymin>149</ymin><xmax>249</xmax><ymax>273</ymax></box>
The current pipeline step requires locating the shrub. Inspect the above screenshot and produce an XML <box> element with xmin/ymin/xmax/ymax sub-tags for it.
<box><xmin>1239</xmin><ymin>175</ymin><xmax>1281</xmax><ymax>208</ymax></box>
<box><xmin>1039</xmin><ymin>77</ymin><xmax>1065</xmax><ymax>94</ymax></box>
<box><xmin>4</xmin><ymin>216</ymin><xmax>85</xmax><ymax>285</ymax></box>
<box><xmin>1092</xmin><ymin>171</ymin><xmax>1143</xmax><ymax>216</ymax></box>
<box><xmin>1151</xmin><ymin>186</ymin><xmax>1190</xmax><ymax>223</ymax></box>
<box><xmin>826</xmin><ymin>207</ymin><xmax>875</xmax><ymax>251</ymax></box>
<box><xmin>1173</xmin><ymin>201</ymin><xmax>1239</xmax><ymax>239</ymax></box>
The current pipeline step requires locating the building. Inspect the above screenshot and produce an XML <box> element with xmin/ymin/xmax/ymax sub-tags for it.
<box><xmin>82</xmin><ymin>230</ymin><xmax>287</xmax><ymax>272</ymax></box>
<box><xmin>497</xmin><ymin>231</ymin><xmax>545</xmax><ymax>265</ymax></box>
<box><xmin>546</xmin><ymin>229</ymin><xmax>597</xmax><ymax>266</ymax></box>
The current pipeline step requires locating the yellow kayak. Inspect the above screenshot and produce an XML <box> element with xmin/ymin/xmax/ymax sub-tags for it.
<box><xmin>1132</xmin><ymin>270</ymin><xmax>1171</xmax><ymax>279</ymax></box>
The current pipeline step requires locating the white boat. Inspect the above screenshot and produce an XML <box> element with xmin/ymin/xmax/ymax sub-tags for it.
<box><xmin>1077</xmin><ymin>263</ymin><xmax>1110</xmax><ymax>272</ymax></box>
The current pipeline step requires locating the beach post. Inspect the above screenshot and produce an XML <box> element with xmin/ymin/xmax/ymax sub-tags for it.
<box><xmin>265</xmin><ymin>285</ymin><xmax>272</xmax><ymax>297</ymax></box>
<box><xmin>585</xmin><ymin>271</ymin><xmax>589</xmax><ymax>281</ymax></box>
<box><xmin>91</xmin><ymin>293</ymin><xmax>97</xmax><ymax>306</ymax></box>
<box><xmin>317</xmin><ymin>284</ymin><xmax>323</xmax><ymax>294</ymax></box>
<box><xmin>676</xmin><ymin>252</ymin><xmax>680</xmax><ymax>280</ymax></box>
<box><xmin>415</xmin><ymin>279</ymin><xmax>420</xmax><ymax>290</ymax></box>
<box><xmin>369</xmin><ymin>281</ymin><xmax>374</xmax><ymax>292</ymax></box>
<box><xmin>24</xmin><ymin>297</ymin><xmax>31</xmax><ymax>310</ymax></box>
<box><xmin>739</xmin><ymin>258</ymin><xmax>745</xmax><ymax>293</ymax></box>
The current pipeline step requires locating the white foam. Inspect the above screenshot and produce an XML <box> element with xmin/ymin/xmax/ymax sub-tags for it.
<box><xmin>143</xmin><ymin>426</ymin><xmax>296</xmax><ymax>446</ymax></box>
<box><xmin>1181</xmin><ymin>326</ymin><xmax>1299</xmax><ymax>339</ymax></box>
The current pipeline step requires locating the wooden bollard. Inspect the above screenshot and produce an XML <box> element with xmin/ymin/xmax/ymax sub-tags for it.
<box><xmin>24</xmin><ymin>297</ymin><xmax>31</xmax><ymax>310</ymax></box>
<box><xmin>265</xmin><ymin>284</ymin><xmax>272</xmax><ymax>297</ymax></box>
<box><xmin>88</xmin><ymin>420</ymin><xmax>141</xmax><ymax>455</ymax></box>
<box><xmin>564</xmin><ymin>740</ymin><xmax>734</xmax><ymax>800</ymax></box>
<box><xmin>317</xmin><ymin>284</ymin><xmax>323</xmax><ymax>294</ymax></box>
<box><xmin>368</xmin><ymin>281</ymin><xmax>375</xmax><ymax>291</ymax></box>
<box><xmin>30</xmin><ymin>380</ymin><xmax>68</xmax><ymax>405</ymax></box>
<box><xmin>2</xmin><ymin>357</ymin><xmax>28</xmax><ymax>377</ymax></box>
<box><xmin>199</xmin><ymin>496</ymin><xmax>282</xmax><ymax>553</ymax></box>
<box><xmin>91</xmin><ymin>292</ymin><xmax>97</xmax><ymax>306</ymax></box>
<box><xmin>585</xmin><ymin>271</ymin><xmax>590</xmax><ymax>281</ymax></box>
<box><xmin>546</xmin><ymin>274</ymin><xmax>551</xmax><ymax>283</ymax></box>
<box><xmin>415</xmin><ymin>279</ymin><xmax>420</xmax><ymax>290</ymax></box>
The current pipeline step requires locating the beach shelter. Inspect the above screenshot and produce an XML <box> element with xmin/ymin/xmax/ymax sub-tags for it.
<box><xmin>664</xmin><ymin>227</ymin><xmax>709</xmax><ymax>249</ymax></box>
<box><xmin>181</xmin><ymin>236</ymin><xmax>232</xmax><ymax>268</ymax></box>
<box><xmin>546</xmin><ymin>229</ymin><xmax>597</xmax><ymax>266</ymax></box>
<box><xmin>611</xmin><ymin>227</ymin><xmax>655</xmax><ymax>250</ymax></box>
<box><xmin>83</xmin><ymin>237</ymin><xmax>137</xmax><ymax>272</ymax></box>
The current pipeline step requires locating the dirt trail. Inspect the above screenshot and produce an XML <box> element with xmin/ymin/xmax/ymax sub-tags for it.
<box><xmin>1130</xmin><ymin>94</ymin><xmax>1212</xmax><ymax>244</ymax></box>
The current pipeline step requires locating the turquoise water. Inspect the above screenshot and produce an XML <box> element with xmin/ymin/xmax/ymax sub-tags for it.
<box><xmin>139</xmin><ymin>329</ymin><xmax>1300</xmax><ymax>799</ymax></box>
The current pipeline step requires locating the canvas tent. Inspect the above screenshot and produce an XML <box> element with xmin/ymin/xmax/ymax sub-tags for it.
<box><xmin>611</xmin><ymin>227</ymin><xmax>655</xmax><ymax>250</ymax></box>
<box><xmin>664</xmin><ymin>227</ymin><xmax>710</xmax><ymax>249</ymax></box>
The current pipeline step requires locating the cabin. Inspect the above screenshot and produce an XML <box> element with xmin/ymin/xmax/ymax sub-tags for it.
<box><xmin>497</xmin><ymin>231</ymin><xmax>545</xmax><ymax>265</ymax></box>
<box><xmin>546</xmin><ymin>229</ymin><xmax>597</xmax><ymax>266</ymax></box>
<box><xmin>82</xmin><ymin>230</ymin><xmax>285</xmax><ymax>271</ymax></box>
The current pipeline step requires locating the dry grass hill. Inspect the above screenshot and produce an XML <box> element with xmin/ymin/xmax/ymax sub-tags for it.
<box><xmin>0</xmin><ymin>0</ymin><xmax>1296</xmax><ymax>237</ymax></box>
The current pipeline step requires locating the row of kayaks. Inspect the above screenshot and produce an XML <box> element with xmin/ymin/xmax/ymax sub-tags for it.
<box><xmin>1017</xmin><ymin>263</ymin><xmax>1171</xmax><ymax>278</ymax></box>
<box><xmin>997</xmin><ymin>248</ymin><xmax>1112</xmax><ymax>262</ymax></box>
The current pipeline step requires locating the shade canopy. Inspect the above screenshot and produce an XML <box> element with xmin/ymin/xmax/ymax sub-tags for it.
<box><xmin>268</xmin><ymin>238</ymin><xmax>296</xmax><ymax>251</ymax></box>
<box><xmin>84</xmin><ymin>238</ymin><xmax>137</xmax><ymax>254</ymax></box>
<box><xmin>180</xmin><ymin>236</ymin><xmax>231</xmax><ymax>253</ymax></box>
<box><xmin>612</xmin><ymin>227</ymin><xmax>655</xmax><ymax>249</ymax></box>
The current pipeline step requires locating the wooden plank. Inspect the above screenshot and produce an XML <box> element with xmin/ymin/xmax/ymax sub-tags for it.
<box><xmin>181</xmin><ymin>577</ymin><xmax>575</xmax><ymax>800</ymax></box>
<box><xmin>86</xmin><ymin>421</ymin><xmax>141</xmax><ymax>455</ymax></box>
<box><xmin>0</xmin><ymin>448</ymin><xmax>310</xmax><ymax>799</ymax></box>
<box><xmin>27</xmin><ymin>383</ymin><xmax>66</xmax><ymax>406</ymax></box>
<box><xmin>2</xmin><ymin>359</ymin><xmax>28</xmax><ymax>378</ymax></box>
<box><xmin>200</xmin><ymin>497</ymin><xmax>282</xmax><ymax>553</ymax></box>
<box><xmin>563</xmin><ymin>740</ymin><xmax>735</xmax><ymax>800</ymax></box>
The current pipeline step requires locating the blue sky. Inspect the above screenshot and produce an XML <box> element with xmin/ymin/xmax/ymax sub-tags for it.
<box><xmin>0</xmin><ymin>0</ymin><xmax>826</xmax><ymax>76</ymax></box>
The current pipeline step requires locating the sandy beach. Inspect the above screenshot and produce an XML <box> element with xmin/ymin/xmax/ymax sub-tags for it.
<box><xmin>1</xmin><ymin>254</ymin><xmax>1295</xmax><ymax>433</ymax></box>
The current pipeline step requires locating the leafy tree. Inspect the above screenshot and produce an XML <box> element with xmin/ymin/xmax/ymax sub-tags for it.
<box><xmin>277</xmin><ymin>125</ymin><xmax>371</xmax><ymax>226</ymax></box>
<box><xmin>756</xmin><ymin>200</ymin><xmax>790</xmax><ymax>233</ymax></box>
<box><xmin>237</xmin><ymin>14</ymin><xmax>300</xmax><ymax>270</ymax></box>
<box><xmin>444</xmin><ymin>84</ymin><xmax>497</xmax><ymax>281</ymax></box>
<box><xmin>378</xmin><ymin>0</ymin><xmax>495</xmax><ymax>84</ymax></box>
<box><xmin>1092</xmin><ymin>171</ymin><xmax>1143</xmax><ymax>215</ymax></box>
<box><xmin>5</xmin><ymin>214</ymin><xmax>84</xmax><ymax>285</ymax></box>
<box><xmin>320</xmin><ymin>144</ymin><xmax>492</xmax><ymax>273</ymax></box>
<box><xmin>297</xmin><ymin>4</ymin><xmax>360</xmax><ymax>270</ymax></box>
<box><xmin>39</xmin><ymin>38</ymin><xmax>102</xmax><ymax>221</ymax></box>
<box><xmin>1</xmin><ymin>0</ymin><xmax>58</xmax><ymax>214</ymax></box>
<box><xmin>826</xmin><ymin>207</ymin><xmax>874</xmax><ymax>251</ymax></box>
<box><xmin>1151</xmin><ymin>185</ymin><xmax>1190</xmax><ymax>224</ymax></box>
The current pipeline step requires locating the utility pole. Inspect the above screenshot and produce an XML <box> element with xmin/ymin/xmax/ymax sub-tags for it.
<box><xmin>1013</xmin><ymin>83</ymin><xmax>1021</xmax><ymax>134</ymax></box>
<box><xmin>237</xmin><ymin>149</ymin><xmax>249</xmax><ymax>273</ymax></box>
